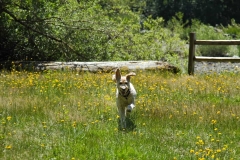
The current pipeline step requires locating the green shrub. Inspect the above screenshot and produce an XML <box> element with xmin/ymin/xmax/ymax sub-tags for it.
<box><xmin>188</xmin><ymin>22</ymin><xmax>239</xmax><ymax>57</ymax></box>
<box><xmin>223</xmin><ymin>19</ymin><xmax>240</xmax><ymax>56</ymax></box>
<box><xmin>166</xmin><ymin>12</ymin><xmax>187</xmax><ymax>39</ymax></box>
<box><xmin>192</xmin><ymin>24</ymin><xmax>228</xmax><ymax>56</ymax></box>
<box><xmin>223</xmin><ymin>19</ymin><xmax>240</xmax><ymax>38</ymax></box>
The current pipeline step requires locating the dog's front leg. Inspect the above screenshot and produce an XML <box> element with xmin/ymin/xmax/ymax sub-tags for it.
<box><xmin>127</xmin><ymin>95</ymin><xmax>136</xmax><ymax>112</ymax></box>
<box><xmin>118</xmin><ymin>106</ymin><xmax>126</xmax><ymax>129</ymax></box>
<box><xmin>127</xmin><ymin>104</ymin><xmax>135</xmax><ymax>112</ymax></box>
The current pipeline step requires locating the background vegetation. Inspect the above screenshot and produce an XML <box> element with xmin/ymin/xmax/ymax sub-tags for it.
<box><xmin>1</xmin><ymin>1</ymin><xmax>240</xmax><ymax>159</ymax></box>
<box><xmin>0</xmin><ymin>70</ymin><xmax>240</xmax><ymax>159</ymax></box>
<box><xmin>145</xmin><ymin>0</ymin><xmax>240</xmax><ymax>26</ymax></box>
<box><xmin>1</xmin><ymin>0</ymin><xmax>240</xmax><ymax>66</ymax></box>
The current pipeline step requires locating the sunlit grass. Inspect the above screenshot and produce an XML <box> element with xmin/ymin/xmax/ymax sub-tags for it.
<box><xmin>0</xmin><ymin>69</ymin><xmax>239</xmax><ymax>159</ymax></box>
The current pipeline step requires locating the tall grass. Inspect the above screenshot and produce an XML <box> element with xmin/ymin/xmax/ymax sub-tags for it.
<box><xmin>0</xmin><ymin>69</ymin><xmax>239</xmax><ymax>159</ymax></box>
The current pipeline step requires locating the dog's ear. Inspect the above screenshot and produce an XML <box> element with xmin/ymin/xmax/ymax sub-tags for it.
<box><xmin>126</xmin><ymin>72</ymin><xmax>136</xmax><ymax>81</ymax></box>
<box><xmin>115</xmin><ymin>68</ymin><xmax>121</xmax><ymax>81</ymax></box>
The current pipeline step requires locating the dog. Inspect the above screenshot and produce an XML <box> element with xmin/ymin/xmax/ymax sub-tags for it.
<box><xmin>112</xmin><ymin>68</ymin><xmax>136</xmax><ymax>129</ymax></box>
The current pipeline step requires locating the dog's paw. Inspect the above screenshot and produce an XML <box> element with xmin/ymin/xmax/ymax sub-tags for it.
<box><xmin>127</xmin><ymin>107</ymin><xmax>132</xmax><ymax>112</ymax></box>
<box><xmin>127</xmin><ymin>104</ymin><xmax>135</xmax><ymax>112</ymax></box>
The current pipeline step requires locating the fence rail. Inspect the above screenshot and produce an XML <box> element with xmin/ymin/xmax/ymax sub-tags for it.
<box><xmin>188</xmin><ymin>32</ymin><xmax>240</xmax><ymax>75</ymax></box>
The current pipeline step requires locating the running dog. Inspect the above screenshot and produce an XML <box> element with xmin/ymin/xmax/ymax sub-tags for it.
<box><xmin>112</xmin><ymin>68</ymin><xmax>136</xmax><ymax>129</ymax></box>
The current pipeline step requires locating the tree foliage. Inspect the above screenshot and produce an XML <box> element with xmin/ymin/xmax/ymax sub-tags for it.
<box><xmin>1</xmin><ymin>0</ymin><xmax>114</xmax><ymax>61</ymax></box>
<box><xmin>2</xmin><ymin>0</ymin><xmax>239</xmax><ymax>63</ymax></box>
<box><xmin>0</xmin><ymin>0</ymin><xmax>187</xmax><ymax>62</ymax></box>
<box><xmin>145</xmin><ymin>0</ymin><xmax>240</xmax><ymax>26</ymax></box>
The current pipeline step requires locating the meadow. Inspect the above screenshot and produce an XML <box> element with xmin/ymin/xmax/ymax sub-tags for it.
<box><xmin>0</xmin><ymin>69</ymin><xmax>239</xmax><ymax>159</ymax></box>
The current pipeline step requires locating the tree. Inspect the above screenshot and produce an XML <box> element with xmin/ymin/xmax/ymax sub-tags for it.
<box><xmin>144</xmin><ymin>0</ymin><xmax>240</xmax><ymax>26</ymax></box>
<box><xmin>0</xmin><ymin>0</ymin><xmax>187</xmax><ymax>63</ymax></box>
<box><xmin>0</xmin><ymin>0</ymin><xmax>117</xmax><ymax>61</ymax></box>
<box><xmin>1</xmin><ymin>0</ymin><xmax>66</xmax><ymax>61</ymax></box>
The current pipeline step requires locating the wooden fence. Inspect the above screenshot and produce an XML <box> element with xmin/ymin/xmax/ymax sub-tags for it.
<box><xmin>188</xmin><ymin>32</ymin><xmax>240</xmax><ymax>75</ymax></box>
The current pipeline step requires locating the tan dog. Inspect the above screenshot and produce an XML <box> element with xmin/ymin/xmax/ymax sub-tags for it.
<box><xmin>112</xmin><ymin>68</ymin><xmax>136</xmax><ymax>129</ymax></box>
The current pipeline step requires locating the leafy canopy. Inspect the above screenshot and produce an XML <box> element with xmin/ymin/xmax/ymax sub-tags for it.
<box><xmin>1</xmin><ymin>0</ymin><xmax>186</xmax><ymax>62</ymax></box>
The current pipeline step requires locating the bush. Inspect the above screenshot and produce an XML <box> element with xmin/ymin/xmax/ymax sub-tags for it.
<box><xmin>223</xmin><ymin>19</ymin><xmax>240</xmax><ymax>39</ymax></box>
<box><xmin>188</xmin><ymin>22</ymin><xmax>238</xmax><ymax>57</ymax></box>
<box><xmin>223</xmin><ymin>19</ymin><xmax>240</xmax><ymax>57</ymax></box>
<box><xmin>192</xmin><ymin>24</ymin><xmax>228</xmax><ymax>56</ymax></box>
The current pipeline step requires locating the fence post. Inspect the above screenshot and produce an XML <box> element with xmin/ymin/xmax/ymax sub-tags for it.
<box><xmin>188</xmin><ymin>32</ymin><xmax>196</xmax><ymax>75</ymax></box>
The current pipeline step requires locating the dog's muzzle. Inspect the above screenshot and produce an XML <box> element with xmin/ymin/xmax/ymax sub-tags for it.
<box><xmin>119</xmin><ymin>87</ymin><xmax>130</xmax><ymax>98</ymax></box>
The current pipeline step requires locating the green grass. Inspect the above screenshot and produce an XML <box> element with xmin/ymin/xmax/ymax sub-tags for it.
<box><xmin>0</xmin><ymin>70</ymin><xmax>239</xmax><ymax>159</ymax></box>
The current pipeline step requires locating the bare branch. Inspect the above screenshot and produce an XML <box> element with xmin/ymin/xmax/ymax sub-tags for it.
<box><xmin>2</xmin><ymin>7</ymin><xmax>89</xmax><ymax>60</ymax></box>
<box><xmin>3</xmin><ymin>8</ymin><xmax>63</xmax><ymax>43</ymax></box>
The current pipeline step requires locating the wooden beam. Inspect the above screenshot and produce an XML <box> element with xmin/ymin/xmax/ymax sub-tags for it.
<box><xmin>195</xmin><ymin>40</ymin><xmax>240</xmax><ymax>45</ymax></box>
<box><xmin>195</xmin><ymin>56</ymin><xmax>240</xmax><ymax>62</ymax></box>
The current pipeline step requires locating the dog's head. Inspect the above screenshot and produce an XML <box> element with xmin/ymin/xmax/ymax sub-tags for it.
<box><xmin>112</xmin><ymin>68</ymin><xmax>136</xmax><ymax>96</ymax></box>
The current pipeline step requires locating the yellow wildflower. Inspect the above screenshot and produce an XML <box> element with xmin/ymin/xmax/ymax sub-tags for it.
<box><xmin>211</xmin><ymin>119</ymin><xmax>217</xmax><ymax>124</ymax></box>
<box><xmin>190</xmin><ymin>149</ymin><xmax>194</xmax><ymax>153</ymax></box>
<box><xmin>7</xmin><ymin>116</ymin><xmax>12</xmax><ymax>121</ymax></box>
<box><xmin>5</xmin><ymin>145</ymin><xmax>12</xmax><ymax>149</ymax></box>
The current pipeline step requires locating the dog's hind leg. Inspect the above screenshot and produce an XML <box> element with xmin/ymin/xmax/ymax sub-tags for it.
<box><xmin>118</xmin><ymin>106</ymin><xmax>126</xmax><ymax>129</ymax></box>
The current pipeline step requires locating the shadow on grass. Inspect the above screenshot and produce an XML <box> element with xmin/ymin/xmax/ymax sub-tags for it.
<box><xmin>118</xmin><ymin>115</ymin><xmax>137</xmax><ymax>132</ymax></box>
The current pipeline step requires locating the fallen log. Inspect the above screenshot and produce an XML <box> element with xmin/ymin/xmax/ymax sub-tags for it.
<box><xmin>0</xmin><ymin>61</ymin><xmax>180</xmax><ymax>73</ymax></box>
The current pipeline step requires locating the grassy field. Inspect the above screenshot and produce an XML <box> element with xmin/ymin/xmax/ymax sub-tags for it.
<box><xmin>0</xmin><ymin>69</ymin><xmax>239</xmax><ymax>159</ymax></box>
